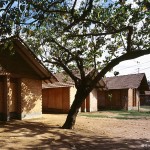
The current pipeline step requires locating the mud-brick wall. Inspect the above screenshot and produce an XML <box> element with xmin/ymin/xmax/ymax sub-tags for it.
<box><xmin>70</xmin><ymin>86</ymin><xmax>84</xmax><ymax>112</ymax></box>
<box><xmin>70</xmin><ymin>86</ymin><xmax>76</xmax><ymax>107</ymax></box>
<box><xmin>21</xmin><ymin>78</ymin><xmax>42</xmax><ymax>119</ymax></box>
<box><xmin>97</xmin><ymin>91</ymin><xmax>105</xmax><ymax>110</ymax></box>
<box><xmin>128</xmin><ymin>88</ymin><xmax>133</xmax><ymax>110</ymax></box>
<box><xmin>136</xmin><ymin>90</ymin><xmax>140</xmax><ymax>107</ymax></box>
<box><xmin>89</xmin><ymin>89</ymin><xmax>98</xmax><ymax>112</ymax></box>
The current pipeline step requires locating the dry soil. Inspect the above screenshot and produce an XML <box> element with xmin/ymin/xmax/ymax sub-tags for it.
<box><xmin>0</xmin><ymin>113</ymin><xmax>150</xmax><ymax>150</ymax></box>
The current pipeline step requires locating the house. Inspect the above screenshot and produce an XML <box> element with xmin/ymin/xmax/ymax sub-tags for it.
<box><xmin>0</xmin><ymin>36</ymin><xmax>57</xmax><ymax>121</ymax></box>
<box><xmin>42</xmin><ymin>72</ymin><xmax>105</xmax><ymax>113</ymax></box>
<box><xmin>42</xmin><ymin>81</ymin><xmax>75</xmax><ymax>113</ymax></box>
<box><xmin>140</xmin><ymin>91</ymin><xmax>150</xmax><ymax>106</ymax></box>
<box><xmin>98</xmin><ymin>73</ymin><xmax>149</xmax><ymax>110</ymax></box>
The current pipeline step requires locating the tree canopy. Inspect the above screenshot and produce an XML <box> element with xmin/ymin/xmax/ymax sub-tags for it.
<box><xmin>25</xmin><ymin>0</ymin><xmax>150</xmax><ymax>84</ymax></box>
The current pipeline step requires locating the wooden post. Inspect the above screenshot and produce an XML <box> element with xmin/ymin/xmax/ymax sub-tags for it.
<box><xmin>138</xmin><ymin>99</ymin><xmax>140</xmax><ymax>112</ymax></box>
<box><xmin>3</xmin><ymin>76</ymin><xmax>10</xmax><ymax>121</ymax></box>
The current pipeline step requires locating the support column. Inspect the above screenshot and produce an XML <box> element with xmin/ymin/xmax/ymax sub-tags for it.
<box><xmin>136</xmin><ymin>90</ymin><xmax>140</xmax><ymax>111</ymax></box>
<box><xmin>128</xmin><ymin>88</ymin><xmax>133</xmax><ymax>110</ymax></box>
<box><xmin>3</xmin><ymin>76</ymin><xmax>10</xmax><ymax>121</ymax></box>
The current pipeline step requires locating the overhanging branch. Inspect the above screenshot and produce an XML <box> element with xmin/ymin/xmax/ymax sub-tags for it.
<box><xmin>71</xmin><ymin>0</ymin><xmax>77</xmax><ymax>17</ymax></box>
<box><xmin>58</xmin><ymin>61</ymin><xmax>80</xmax><ymax>84</ymax></box>
<box><xmin>64</xmin><ymin>0</ymin><xmax>93</xmax><ymax>31</ymax></box>
<box><xmin>68</xmin><ymin>26</ymin><xmax>133</xmax><ymax>37</ymax></box>
<box><xmin>126</xmin><ymin>26</ymin><xmax>133</xmax><ymax>52</ymax></box>
<box><xmin>84</xmin><ymin>19</ymin><xmax>117</xmax><ymax>31</ymax></box>
<box><xmin>91</xmin><ymin>48</ymin><xmax>150</xmax><ymax>89</ymax></box>
<box><xmin>29</xmin><ymin>0</ymin><xmax>68</xmax><ymax>14</ymax></box>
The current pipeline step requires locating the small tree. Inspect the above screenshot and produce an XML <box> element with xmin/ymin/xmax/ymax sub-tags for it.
<box><xmin>108</xmin><ymin>94</ymin><xmax>113</xmax><ymax>109</ymax></box>
<box><xmin>1</xmin><ymin>0</ymin><xmax>150</xmax><ymax>129</ymax></box>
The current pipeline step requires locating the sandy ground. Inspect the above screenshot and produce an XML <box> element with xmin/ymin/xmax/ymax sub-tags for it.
<box><xmin>0</xmin><ymin>113</ymin><xmax>150</xmax><ymax>150</ymax></box>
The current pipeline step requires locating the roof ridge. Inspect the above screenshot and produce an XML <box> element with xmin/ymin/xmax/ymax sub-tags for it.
<box><xmin>106</xmin><ymin>73</ymin><xmax>145</xmax><ymax>79</ymax></box>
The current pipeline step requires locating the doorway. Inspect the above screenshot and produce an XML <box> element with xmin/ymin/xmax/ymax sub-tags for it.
<box><xmin>9</xmin><ymin>78</ymin><xmax>19</xmax><ymax>119</ymax></box>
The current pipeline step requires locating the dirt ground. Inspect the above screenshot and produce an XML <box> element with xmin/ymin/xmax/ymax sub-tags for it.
<box><xmin>0</xmin><ymin>113</ymin><xmax>150</xmax><ymax>150</ymax></box>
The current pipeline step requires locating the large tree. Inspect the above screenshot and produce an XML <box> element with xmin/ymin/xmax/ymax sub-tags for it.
<box><xmin>1</xmin><ymin>0</ymin><xmax>150</xmax><ymax>129</ymax></box>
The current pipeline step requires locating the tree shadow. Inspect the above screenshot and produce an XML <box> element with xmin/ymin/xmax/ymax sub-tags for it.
<box><xmin>0</xmin><ymin>120</ymin><xmax>149</xmax><ymax>150</ymax></box>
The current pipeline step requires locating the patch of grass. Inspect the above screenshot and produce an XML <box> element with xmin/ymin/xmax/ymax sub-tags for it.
<box><xmin>80</xmin><ymin>114</ymin><xmax>109</xmax><ymax>118</ymax></box>
<box><xmin>79</xmin><ymin>110</ymin><xmax>150</xmax><ymax>120</ymax></box>
<box><xmin>80</xmin><ymin>114</ymin><xmax>141</xmax><ymax>120</ymax></box>
<box><xmin>120</xmin><ymin>111</ymin><xmax>150</xmax><ymax>117</ymax></box>
<box><xmin>140</xmin><ymin>106</ymin><xmax>150</xmax><ymax>110</ymax></box>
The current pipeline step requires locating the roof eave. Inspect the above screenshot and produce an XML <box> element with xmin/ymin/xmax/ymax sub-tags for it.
<box><xmin>12</xmin><ymin>37</ymin><xmax>58</xmax><ymax>82</ymax></box>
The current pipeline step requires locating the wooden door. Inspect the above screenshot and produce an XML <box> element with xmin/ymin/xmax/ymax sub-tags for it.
<box><xmin>86</xmin><ymin>95</ymin><xmax>90</xmax><ymax>112</ymax></box>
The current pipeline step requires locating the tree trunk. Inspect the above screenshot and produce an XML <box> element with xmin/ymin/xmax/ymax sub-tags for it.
<box><xmin>62</xmin><ymin>89</ymin><xmax>87</xmax><ymax>129</ymax></box>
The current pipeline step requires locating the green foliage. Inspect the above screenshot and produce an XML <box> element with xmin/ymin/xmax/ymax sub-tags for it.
<box><xmin>1</xmin><ymin>0</ymin><xmax>150</xmax><ymax>83</ymax></box>
<box><xmin>25</xmin><ymin>1</ymin><xmax>149</xmax><ymax>72</ymax></box>
<box><xmin>80</xmin><ymin>110</ymin><xmax>150</xmax><ymax>119</ymax></box>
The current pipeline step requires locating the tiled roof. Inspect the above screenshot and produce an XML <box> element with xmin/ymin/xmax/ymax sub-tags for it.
<box><xmin>43</xmin><ymin>70</ymin><xmax>106</xmax><ymax>89</ymax></box>
<box><xmin>105</xmin><ymin>73</ymin><xmax>146</xmax><ymax>89</ymax></box>
<box><xmin>42</xmin><ymin>81</ymin><xmax>74</xmax><ymax>88</ymax></box>
<box><xmin>55</xmin><ymin>73</ymin><xmax>73</xmax><ymax>83</ymax></box>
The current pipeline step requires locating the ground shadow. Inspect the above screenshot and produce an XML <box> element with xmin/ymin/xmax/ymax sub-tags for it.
<box><xmin>0</xmin><ymin>119</ymin><xmax>150</xmax><ymax>150</ymax></box>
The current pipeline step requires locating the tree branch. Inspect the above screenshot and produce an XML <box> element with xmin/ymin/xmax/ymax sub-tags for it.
<box><xmin>91</xmin><ymin>48</ymin><xmax>150</xmax><ymax>89</ymax></box>
<box><xmin>64</xmin><ymin>0</ymin><xmax>93</xmax><ymax>31</ymax></box>
<box><xmin>44</xmin><ymin>56</ymin><xmax>79</xmax><ymax>84</ymax></box>
<box><xmin>75</xmin><ymin>56</ymin><xmax>85</xmax><ymax>79</ymax></box>
<box><xmin>50</xmin><ymin>37</ymin><xmax>73</xmax><ymax>57</ymax></box>
<box><xmin>84</xmin><ymin>19</ymin><xmax>117</xmax><ymax>31</ymax></box>
<box><xmin>0</xmin><ymin>0</ymin><xmax>15</xmax><ymax>20</ymax></box>
<box><xmin>71</xmin><ymin>0</ymin><xmax>77</xmax><ymax>16</ymax></box>
<box><xmin>5</xmin><ymin>0</ymin><xmax>15</xmax><ymax>11</ymax></box>
<box><xmin>68</xmin><ymin>26</ymin><xmax>133</xmax><ymax>37</ymax></box>
<box><xmin>29</xmin><ymin>0</ymin><xmax>68</xmax><ymax>14</ymax></box>
<box><xmin>126</xmin><ymin>26</ymin><xmax>133</xmax><ymax>52</ymax></box>
<box><xmin>120</xmin><ymin>33</ymin><xmax>126</xmax><ymax>50</ymax></box>
<box><xmin>57</xmin><ymin>59</ymin><xmax>80</xmax><ymax>84</ymax></box>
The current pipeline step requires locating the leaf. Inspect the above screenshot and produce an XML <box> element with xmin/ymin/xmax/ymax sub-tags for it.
<box><xmin>143</xmin><ymin>6</ymin><xmax>147</xmax><ymax>11</ymax></box>
<box><xmin>20</xmin><ymin>5</ymin><xmax>25</xmax><ymax>12</ymax></box>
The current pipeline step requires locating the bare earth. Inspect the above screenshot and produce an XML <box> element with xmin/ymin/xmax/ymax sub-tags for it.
<box><xmin>0</xmin><ymin>113</ymin><xmax>150</xmax><ymax>150</ymax></box>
